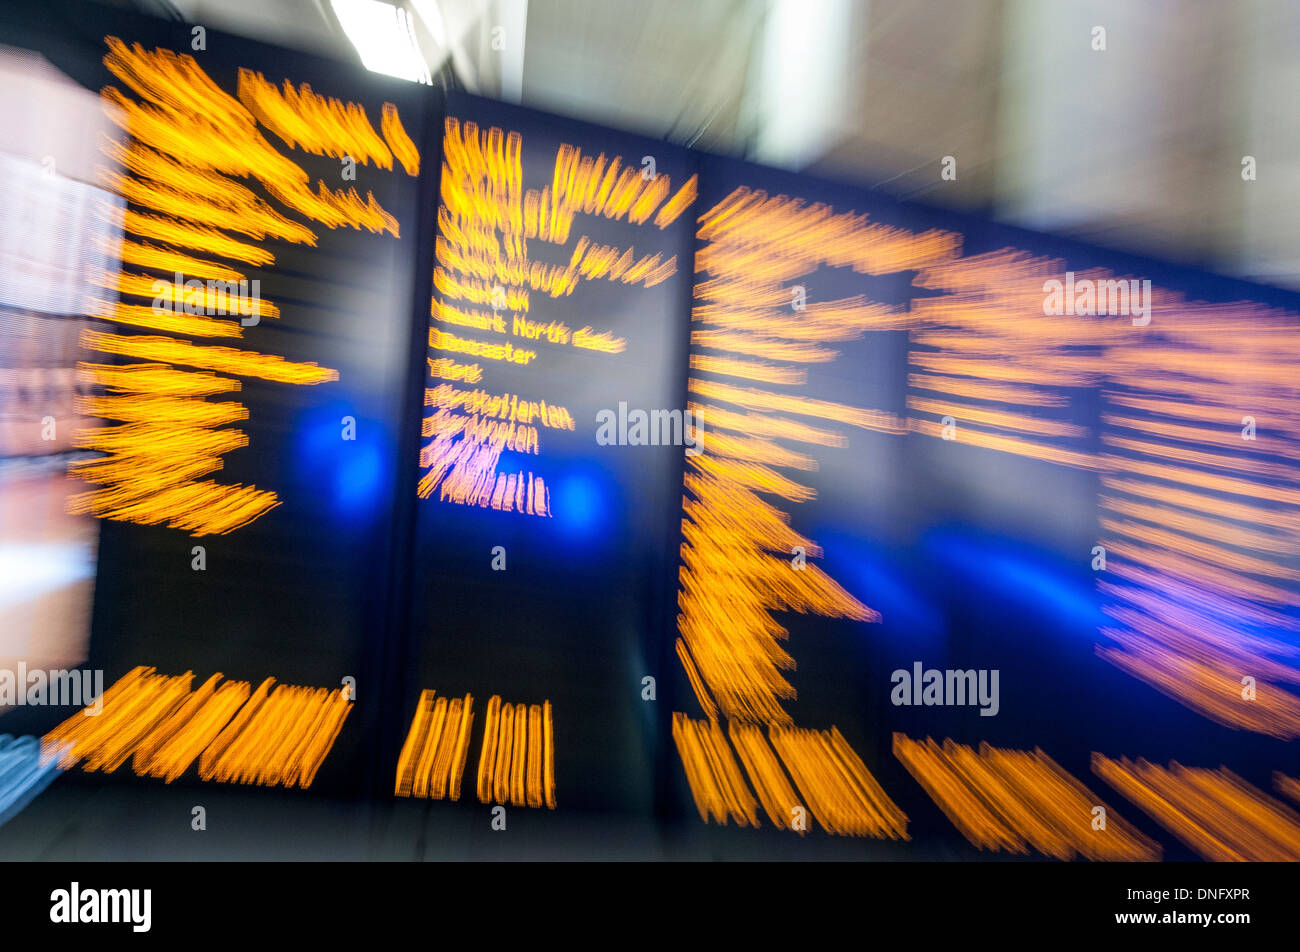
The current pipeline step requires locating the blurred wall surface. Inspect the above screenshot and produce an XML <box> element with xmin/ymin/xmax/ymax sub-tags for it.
<box><xmin>0</xmin><ymin>48</ymin><xmax>123</xmax><ymax>693</ymax></box>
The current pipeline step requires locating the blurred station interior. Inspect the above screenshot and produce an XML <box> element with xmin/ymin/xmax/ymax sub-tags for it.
<box><xmin>2</xmin><ymin>0</ymin><xmax>1300</xmax><ymax>861</ymax></box>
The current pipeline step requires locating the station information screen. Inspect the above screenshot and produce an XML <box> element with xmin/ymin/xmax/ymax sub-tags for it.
<box><xmin>5</xmin><ymin>4</ymin><xmax>1300</xmax><ymax>862</ymax></box>
<box><xmin>1</xmin><ymin>10</ymin><xmax>434</xmax><ymax>797</ymax></box>
<box><xmin>405</xmin><ymin>94</ymin><xmax>696</xmax><ymax>817</ymax></box>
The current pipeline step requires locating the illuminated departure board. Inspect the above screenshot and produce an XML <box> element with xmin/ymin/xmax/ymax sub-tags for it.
<box><xmin>4</xmin><ymin>1</ymin><xmax>1300</xmax><ymax>864</ymax></box>
<box><xmin>0</xmin><ymin>8</ymin><xmax>436</xmax><ymax>796</ymax></box>
<box><xmin>669</xmin><ymin>153</ymin><xmax>1300</xmax><ymax>855</ymax></box>
<box><xmin>404</xmin><ymin>94</ymin><xmax>697</xmax><ymax>815</ymax></box>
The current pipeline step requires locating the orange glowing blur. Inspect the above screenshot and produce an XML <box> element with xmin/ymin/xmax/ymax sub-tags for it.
<box><xmin>1096</xmin><ymin>301</ymin><xmax>1300</xmax><ymax>737</ymax></box>
<box><xmin>42</xmin><ymin>667</ymin><xmax>350</xmax><ymax>789</ymax></box>
<box><xmin>422</xmin><ymin>118</ymin><xmax>695</xmax><ymax>520</ymax></box>
<box><xmin>394</xmin><ymin>690</ymin><xmax>476</xmax><ymax>800</ymax></box>
<box><xmin>769</xmin><ymin>724</ymin><xmax>908</xmax><ymax>838</ymax></box>
<box><xmin>895</xmin><ymin>735</ymin><xmax>1160</xmax><ymax>861</ymax></box>
<box><xmin>76</xmin><ymin>37</ymin><xmax>417</xmax><ymax>536</ymax></box>
<box><xmin>1095</xmin><ymin>754</ymin><xmax>1300</xmax><ymax>861</ymax></box>
<box><xmin>677</xmin><ymin>187</ymin><xmax>953</xmax><ymax>726</ymax></box>
<box><xmin>674</xmin><ymin>714</ymin><xmax>906</xmax><ymax>838</ymax></box>
<box><xmin>473</xmin><ymin>694</ymin><xmax>555</xmax><ymax>809</ymax></box>
<box><xmin>672</xmin><ymin>713</ymin><xmax>758</xmax><ymax>827</ymax></box>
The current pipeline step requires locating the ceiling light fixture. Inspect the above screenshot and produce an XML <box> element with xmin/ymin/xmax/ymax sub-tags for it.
<box><xmin>330</xmin><ymin>0</ymin><xmax>432</xmax><ymax>85</ymax></box>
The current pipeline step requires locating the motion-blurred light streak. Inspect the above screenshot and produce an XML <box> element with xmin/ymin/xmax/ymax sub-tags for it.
<box><xmin>238</xmin><ymin>69</ymin><xmax>400</xmax><ymax>173</ymax></box>
<box><xmin>907</xmin><ymin>251</ymin><xmax>1117</xmax><ymax>468</ymax></box>
<box><xmin>472</xmin><ymin>694</ymin><xmax>555</xmax><ymax>809</ymax></box>
<box><xmin>1096</xmin><ymin>303</ymin><xmax>1300</xmax><ymax>738</ymax></box>
<box><xmin>74</xmin><ymin>37</ymin><xmax>418</xmax><ymax>536</ymax></box>
<box><xmin>895</xmin><ymin>735</ymin><xmax>1160</xmax><ymax>861</ymax></box>
<box><xmin>672</xmin><ymin>713</ymin><xmax>758</xmax><ymax>827</ymax></box>
<box><xmin>42</xmin><ymin>666</ymin><xmax>350</xmax><ymax>789</ymax></box>
<box><xmin>394</xmin><ymin>689</ymin><xmax>475</xmax><ymax>800</ymax></box>
<box><xmin>421</xmin><ymin>118</ymin><xmax>692</xmax><ymax>516</ymax></box>
<box><xmin>728</xmin><ymin>720</ymin><xmax>800</xmax><ymax>827</ymax></box>
<box><xmin>1274</xmin><ymin>772</ymin><xmax>1300</xmax><ymax>805</ymax></box>
<box><xmin>1095</xmin><ymin>754</ymin><xmax>1300</xmax><ymax>861</ymax></box>
<box><xmin>678</xmin><ymin>188</ymin><xmax>953</xmax><ymax>725</ymax></box>
<box><xmin>674</xmin><ymin>714</ymin><xmax>906</xmax><ymax>837</ymax></box>
<box><xmin>770</xmin><ymin>724</ymin><xmax>908</xmax><ymax>838</ymax></box>
<box><xmin>0</xmin><ymin>735</ymin><xmax>67</xmax><ymax>828</ymax></box>
<box><xmin>897</xmin><ymin>239</ymin><xmax>1300</xmax><ymax>737</ymax></box>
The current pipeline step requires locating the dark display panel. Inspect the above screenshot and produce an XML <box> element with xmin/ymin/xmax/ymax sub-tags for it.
<box><xmin>0</xmin><ymin>6</ymin><xmax>436</xmax><ymax>798</ymax></box>
<box><xmin>670</xmin><ymin>152</ymin><xmax>1300</xmax><ymax>858</ymax></box>
<box><xmin>0</xmin><ymin>1</ymin><xmax>1298</xmax><ymax>863</ymax></box>
<box><xmin>404</xmin><ymin>93</ymin><xmax>697</xmax><ymax>817</ymax></box>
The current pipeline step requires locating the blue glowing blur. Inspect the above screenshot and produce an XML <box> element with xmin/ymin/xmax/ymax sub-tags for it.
<box><xmin>294</xmin><ymin>402</ymin><xmax>391</xmax><ymax>522</ymax></box>
<box><xmin>550</xmin><ymin>467</ymin><xmax>613</xmax><ymax>540</ymax></box>
<box><xmin>923</xmin><ymin>527</ymin><xmax>1102</xmax><ymax>634</ymax></box>
<box><xmin>0</xmin><ymin>735</ymin><xmax>63</xmax><ymax>829</ymax></box>
<box><xmin>814</xmin><ymin>529</ymin><xmax>945</xmax><ymax>649</ymax></box>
